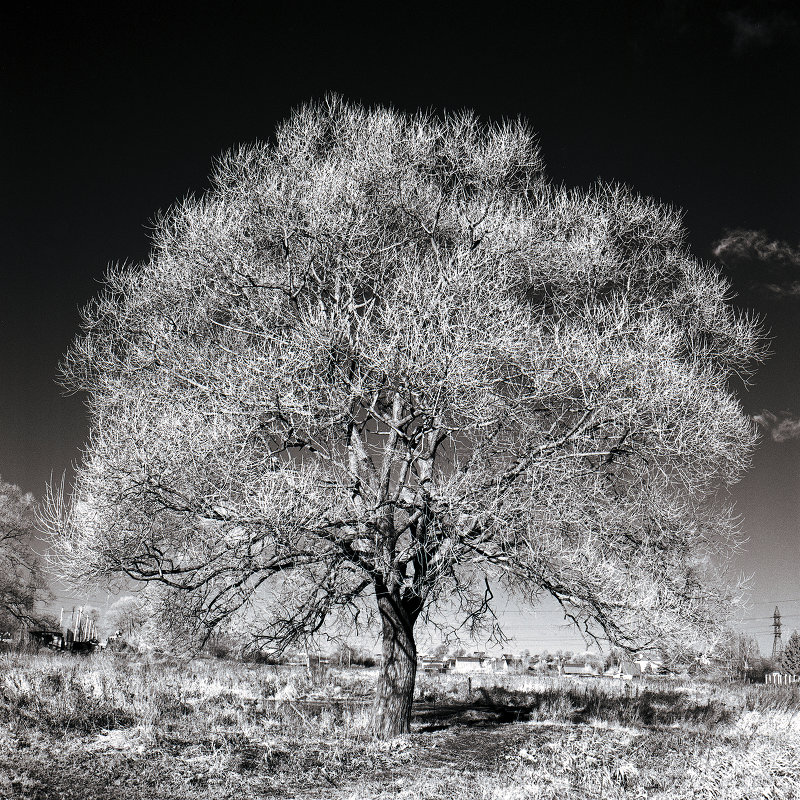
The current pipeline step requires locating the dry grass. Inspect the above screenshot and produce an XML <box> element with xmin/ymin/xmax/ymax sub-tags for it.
<box><xmin>0</xmin><ymin>652</ymin><xmax>798</xmax><ymax>799</ymax></box>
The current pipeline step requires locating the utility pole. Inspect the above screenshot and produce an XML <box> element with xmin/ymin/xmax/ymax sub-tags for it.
<box><xmin>772</xmin><ymin>606</ymin><xmax>783</xmax><ymax>660</ymax></box>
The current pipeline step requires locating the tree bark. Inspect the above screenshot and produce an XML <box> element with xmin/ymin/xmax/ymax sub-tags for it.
<box><xmin>373</xmin><ymin>587</ymin><xmax>418</xmax><ymax>738</ymax></box>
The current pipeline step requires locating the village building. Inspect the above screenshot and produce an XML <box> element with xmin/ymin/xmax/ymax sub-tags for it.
<box><xmin>452</xmin><ymin>653</ymin><xmax>495</xmax><ymax>673</ymax></box>
<box><xmin>633</xmin><ymin>658</ymin><xmax>663</xmax><ymax>675</ymax></box>
<box><xmin>418</xmin><ymin>656</ymin><xmax>449</xmax><ymax>673</ymax></box>
<box><xmin>562</xmin><ymin>661</ymin><xmax>600</xmax><ymax>677</ymax></box>
<box><xmin>495</xmin><ymin>653</ymin><xmax>524</xmax><ymax>673</ymax></box>
<box><xmin>606</xmin><ymin>659</ymin><xmax>643</xmax><ymax>679</ymax></box>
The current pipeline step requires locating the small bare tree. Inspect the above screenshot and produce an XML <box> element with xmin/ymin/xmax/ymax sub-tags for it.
<box><xmin>46</xmin><ymin>97</ymin><xmax>761</xmax><ymax>737</ymax></box>
<box><xmin>714</xmin><ymin>629</ymin><xmax>761</xmax><ymax>679</ymax></box>
<box><xmin>0</xmin><ymin>479</ymin><xmax>51</xmax><ymax>631</ymax></box>
<box><xmin>105</xmin><ymin>595</ymin><xmax>149</xmax><ymax>639</ymax></box>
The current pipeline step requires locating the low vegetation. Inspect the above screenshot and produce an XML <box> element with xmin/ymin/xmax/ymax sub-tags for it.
<box><xmin>0</xmin><ymin>652</ymin><xmax>798</xmax><ymax>798</ymax></box>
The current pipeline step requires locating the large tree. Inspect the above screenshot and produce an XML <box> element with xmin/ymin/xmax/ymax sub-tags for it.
<box><xmin>48</xmin><ymin>98</ymin><xmax>760</xmax><ymax>736</ymax></box>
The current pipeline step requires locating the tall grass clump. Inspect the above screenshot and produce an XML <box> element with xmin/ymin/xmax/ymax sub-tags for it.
<box><xmin>0</xmin><ymin>652</ymin><xmax>374</xmax><ymax>739</ymax></box>
<box><xmin>0</xmin><ymin>653</ymin><xmax>137</xmax><ymax>733</ymax></box>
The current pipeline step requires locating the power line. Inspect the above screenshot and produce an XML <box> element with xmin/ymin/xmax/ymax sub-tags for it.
<box><xmin>749</xmin><ymin>598</ymin><xmax>800</xmax><ymax>605</ymax></box>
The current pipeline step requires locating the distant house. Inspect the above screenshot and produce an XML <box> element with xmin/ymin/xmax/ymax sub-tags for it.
<box><xmin>496</xmin><ymin>654</ymin><xmax>523</xmax><ymax>673</ymax></box>
<box><xmin>417</xmin><ymin>652</ymin><xmax>523</xmax><ymax>674</ymax></box>
<box><xmin>607</xmin><ymin>660</ymin><xmax>642</xmax><ymax>679</ymax></box>
<box><xmin>633</xmin><ymin>658</ymin><xmax>662</xmax><ymax>675</ymax></box>
<box><xmin>562</xmin><ymin>661</ymin><xmax>599</xmax><ymax>677</ymax></box>
<box><xmin>453</xmin><ymin>654</ymin><xmax>494</xmax><ymax>673</ymax></box>
<box><xmin>419</xmin><ymin>656</ymin><xmax>448</xmax><ymax>673</ymax></box>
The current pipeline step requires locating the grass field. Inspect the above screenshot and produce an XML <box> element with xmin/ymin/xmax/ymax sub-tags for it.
<box><xmin>0</xmin><ymin>652</ymin><xmax>798</xmax><ymax>799</ymax></box>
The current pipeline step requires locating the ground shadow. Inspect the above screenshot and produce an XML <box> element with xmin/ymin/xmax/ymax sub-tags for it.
<box><xmin>412</xmin><ymin>683</ymin><xmax>735</xmax><ymax>732</ymax></box>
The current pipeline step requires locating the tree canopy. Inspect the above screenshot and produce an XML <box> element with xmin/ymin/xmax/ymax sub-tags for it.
<box><xmin>782</xmin><ymin>631</ymin><xmax>800</xmax><ymax>675</ymax></box>
<box><xmin>47</xmin><ymin>97</ymin><xmax>761</xmax><ymax>735</ymax></box>
<box><xmin>105</xmin><ymin>595</ymin><xmax>149</xmax><ymax>638</ymax></box>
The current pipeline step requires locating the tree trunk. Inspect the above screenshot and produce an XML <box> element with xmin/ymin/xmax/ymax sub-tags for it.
<box><xmin>373</xmin><ymin>589</ymin><xmax>418</xmax><ymax>738</ymax></box>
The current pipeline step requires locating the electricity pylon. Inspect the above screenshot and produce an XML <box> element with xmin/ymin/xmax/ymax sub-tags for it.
<box><xmin>772</xmin><ymin>606</ymin><xmax>783</xmax><ymax>659</ymax></box>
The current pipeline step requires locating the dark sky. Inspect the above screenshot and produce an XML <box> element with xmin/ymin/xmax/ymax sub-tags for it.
<box><xmin>2</xmin><ymin>3</ymin><xmax>798</xmax><ymax>652</ymax></box>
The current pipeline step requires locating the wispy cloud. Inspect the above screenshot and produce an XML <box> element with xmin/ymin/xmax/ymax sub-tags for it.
<box><xmin>753</xmin><ymin>410</ymin><xmax>800</xmax><ymax>442</ymax></box>
<box><xmin>723</xmin><ymin>10</ymin><xmax>796</xmax><ymax>53</ymax></box>
<box><xmin>713</xmin><ymin>229</ymin><xmax>800</xmax><ymax>298</ymax></box>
